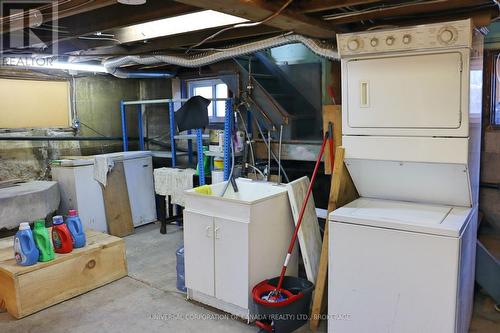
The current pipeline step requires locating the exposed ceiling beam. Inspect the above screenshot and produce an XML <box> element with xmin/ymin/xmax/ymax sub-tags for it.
<box><xmin>360</xmin><ymin>7</ymin><xmax>495</xmax><ymax>30</ymax></box>
<box><xmin>295</xmin><ymin>0</ymin><xmax>384</xmax><ymax>14</ymax></box>
<box><xmin>69</xmin><ymin>25</ymin><xmax>281</xmax><ymax>56</ymax></box>
<box><xmin>1</xmin><ymin>0</ymin><xmax>199</xmax><ymax>54</ymax></box>
<box><xmin>322</xmin><ymin>0</ymin><xmax>493</xmax><ymax>24</ymax></box>
<box><xmin>1</xmin><ymin>0</ymin><xmax>117</xmax><ymax>33</ymax></box>
<box><xmin>60</xmin><ymin>1</ymin><xmax>198</xmax><ymax>38</ymax></box>
<box><xmin>174</xmin><ymin>0</ymin><xmax>336</xmax><ymax>38</ymax></box>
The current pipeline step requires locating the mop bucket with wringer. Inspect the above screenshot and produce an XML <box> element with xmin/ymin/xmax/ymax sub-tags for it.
<box><xmin>251</xmin><ymin>130</ymin><xmax>333</xmax><ymax>332</ymax></box>
<box><xmin>252</xmin><ymin>276</ymin><xmax>314</xmax><ymax>332</ymax></box>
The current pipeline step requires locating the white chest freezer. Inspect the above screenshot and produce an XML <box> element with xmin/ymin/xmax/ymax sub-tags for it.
<box><xmin>52</xmin><ymin>151</ymin><xmax>157</xmax><ymax>232</ymax></box>
<box><xmin>328</xmin><ymin>198</ymin><xmax>476</xmax><ymax>333</ymax></box>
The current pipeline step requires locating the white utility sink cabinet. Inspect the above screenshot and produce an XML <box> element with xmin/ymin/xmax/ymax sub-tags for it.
<box><xmin>183</xmin><ymin>178</ymin><xmax>298</xmax><ymax>320</ymax></box>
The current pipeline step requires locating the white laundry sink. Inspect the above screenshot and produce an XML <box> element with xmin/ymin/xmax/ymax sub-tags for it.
<box><xmin>183</xmin><ymin>178</ymin><xmax>297</xmax><ymax>319</ymax></box>
<box><xmin>184</xmin><ymin>178</ymin><xmax>289</xmax><ymax>223</ymax></box>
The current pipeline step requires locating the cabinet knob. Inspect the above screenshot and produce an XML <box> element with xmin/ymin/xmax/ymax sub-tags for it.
<box><xmin>214</xmin><ymin>227</ymin><xmax>220</xmax><ymax>239</ymax></box>
<box><xmin>205</xmin><ymin>225</ymin><xmax>212</xmax><ymax>238</ymax></box>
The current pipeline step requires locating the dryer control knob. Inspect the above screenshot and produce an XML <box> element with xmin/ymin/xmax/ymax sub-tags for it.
<box><xmin>440</xmin><ymin>29</ymin><xmax>454</xmax><ymax>43</ymax></box>
<box><xmin>386</xmin><ymin>36</ymin><xmax>395</xmax><ymax>46</ymax></box>
<box><xmin>402</xmin><ymin>34</ymin><xmax>412</xmax><ymax>44</ymax></box>
<box><xmin>347</xmin><ymin>38</ymin><xmax>360</xmax><ymax>51</ymax></box>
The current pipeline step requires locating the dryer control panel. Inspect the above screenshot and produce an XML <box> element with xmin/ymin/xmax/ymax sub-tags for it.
<box><xmin>337</xmin><ymin>19</ymin><xmax>472</xmax><ymax>57</ymax></box>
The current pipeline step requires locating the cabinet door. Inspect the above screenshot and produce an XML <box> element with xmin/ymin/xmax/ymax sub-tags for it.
<box><xmin>214</xmin><ymin>218</ymin><xmax>249</xmax><ymax>308</ymax></box>
<box><xmin>184</xmin><ymin>211</ymin><xmax>215</xmax><ymax>296</ymax></box>
<box><xmin>123</xmin><ymin>157</ymin><xmax>157</xmax><ymax>226</ymax></box>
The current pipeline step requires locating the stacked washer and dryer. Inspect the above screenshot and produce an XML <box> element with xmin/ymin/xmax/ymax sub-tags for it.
<box><xmin>329</xmin><ymin>19</ymin><xmax>483</xmax><ymax>332</ymax></box>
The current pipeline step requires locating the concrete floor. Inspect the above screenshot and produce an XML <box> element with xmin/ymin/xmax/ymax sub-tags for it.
<box><xmin>0</xmin><ymin>222</ymin><xmax>498</xmax><ymax>333</ymax></box>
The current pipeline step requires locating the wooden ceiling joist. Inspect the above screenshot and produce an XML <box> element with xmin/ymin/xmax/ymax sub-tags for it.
<box><xmin>174</xmin><ymin>0</ymin><xmax>336</xmax><ymax>38</ymax></box>
<box><xmin>322</xmin><ymin>0</ymin><xmax>494</xmax><ymax>25</ymax></box>
<box><xmin>295</xmin><ymin>0</ymin><xmax>384</xmax><ymax>14</ymax></box>
<box><xmin>1</xmin><ymin>0</ymin><xmax>117</xmax><ymax>33</ymax></box>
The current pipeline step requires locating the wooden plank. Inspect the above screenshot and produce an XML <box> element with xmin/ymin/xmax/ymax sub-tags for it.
<box><xmin>175</xmin><ymin>0</ymin><xmax>336</xmax><ymax>38</ymax></box>
<box><xmin>310</xmin><ymin>146</ymin><xmax>358</xmax><ymax>331</ymax></box>
<box><xmin>285</xmin><ymin>176</ymin><xmax>322</xmax><ymax>283</ymax></box>
<box><xmin>323</xmin><ymin>0</ymin><xmax>492</xmax><ymax>25</ymax></box>
<box><xmin>0</xmin><ymin>230</ymin><xmax>127</xmax><ymax>319</ymax></box>
<box><xmin>17</xmin><ymin>241</ymin><xmax>126</xmax><ymax>318</ymax></box>
<box><xmin>322</xmin><ymin>105</ymin><xmax>342</xmax><ymax>175</ymax></box>
<box><xmin>100</xmin><ymin>162</ymin><xmax>134</xmax><ymax>238</ymax></box>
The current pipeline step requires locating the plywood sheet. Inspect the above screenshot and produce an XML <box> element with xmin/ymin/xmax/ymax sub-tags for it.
<box><xmin>0</xmin><ymin>78</ymin><xmax>69</xmax><ymax>128</ymax></box>
<box><xmin>286</xmin><ymin>176</ymin><xmax>321</xmax><ymax>283</ymax></box>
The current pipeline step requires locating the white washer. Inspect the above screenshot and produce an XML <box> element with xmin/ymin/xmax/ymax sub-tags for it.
<box><xmin>328</xmin><ymin>198</ymin><xmax>475</xmax><ymax>333</ymax></box>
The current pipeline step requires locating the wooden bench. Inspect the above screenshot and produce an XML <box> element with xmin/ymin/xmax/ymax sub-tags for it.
<box><xmin>0</xmin><ymin>230</ymin><xmax>127</xmax><ymax>318</ymax></box>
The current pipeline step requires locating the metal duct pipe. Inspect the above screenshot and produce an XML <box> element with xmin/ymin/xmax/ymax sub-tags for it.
<box><xmin>0</xmin><ymin>136</ymin><xmax>138</xmax><ymax>141</ymax></box>
<box><xmin>110</xmin><ymin>68</ymin><xmax>176</xmax><ymax>79</ymax></box>
<box><xmin>103</xmin><ymin>34</ymin><xmax>338</xmax><ymax>71</ymax></box>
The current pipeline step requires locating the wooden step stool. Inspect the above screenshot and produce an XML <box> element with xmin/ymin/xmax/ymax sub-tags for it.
<box><xmin>0</xmin><ymin>230</ymin><xmax>127</xmax><ymax>319</ymax></box>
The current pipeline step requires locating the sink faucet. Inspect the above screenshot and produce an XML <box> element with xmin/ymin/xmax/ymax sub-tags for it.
<box><xmin>230</xmin><ymin>176</ymin><xmax>239</xmax><ymax>193</ymax></box>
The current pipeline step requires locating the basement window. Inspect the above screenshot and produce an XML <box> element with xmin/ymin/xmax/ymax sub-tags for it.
<box><xmin>492</xmin><ymin>53</ymin><xmax>500</xmax><ymax>127</ymax></box>
<box><xmin>187</xmin><ymin>79</ymin><xmax>228</xmax><ymax>122</ymax></box>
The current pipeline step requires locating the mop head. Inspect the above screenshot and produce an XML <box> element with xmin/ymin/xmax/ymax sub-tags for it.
<box><xmin>260</xmin><ymin>290</ymin><xmax>288</xmax><ymax>303</ymax></box>
<box><xmin>252</xmin><ymin>280</ymin><xmax>295</xmax><ymax>306</ymax></box>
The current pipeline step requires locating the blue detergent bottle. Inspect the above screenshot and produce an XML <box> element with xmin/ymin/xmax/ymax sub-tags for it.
<box><xmin>66</xmin><ymin>209</ymin><xmax>86</xmax><ymax>248</ymax></box>
<box><xmin>13</xmin><ymin>222</ymin><xmax>40</xmax><ymax>266</ymax></box>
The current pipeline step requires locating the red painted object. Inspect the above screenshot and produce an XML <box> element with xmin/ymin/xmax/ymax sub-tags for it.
<box><xmin>51</xmin><ymin>215</ymin><xmax>73</xmax><ymax>254</ymax></box>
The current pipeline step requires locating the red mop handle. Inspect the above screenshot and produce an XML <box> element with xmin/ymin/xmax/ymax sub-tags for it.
<box><xmin>276</xmin><ymin>134</ymin><xmax>329</xmax><ymax>291</ymax></box>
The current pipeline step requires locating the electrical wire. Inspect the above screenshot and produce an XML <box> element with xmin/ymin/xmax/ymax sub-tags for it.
<box><xmin>79</xmin><ymin>121</ymin><xmax>107</xmax><ymax>137</ymax></box>
<box><xmin>78</xmin><ymin>36</ymin><xmax>122</xmax><ymax>44</ymax></box>
<box><xmin>186</xmin><ymin>0</ymin><xmax>294</xmax><ymax>53</ymax></box>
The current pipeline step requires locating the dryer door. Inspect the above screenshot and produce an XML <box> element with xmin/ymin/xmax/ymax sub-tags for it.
<box><xmin>345</xmin><ymin>52</ymin><xmax>464</xmax><ymax>132</ymax></box>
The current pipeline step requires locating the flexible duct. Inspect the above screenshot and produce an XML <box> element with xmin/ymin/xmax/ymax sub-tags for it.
<box><xmin>103</xmin><ymin>34</ymin><xmax>338</xmax><ymax>71</ymax></box>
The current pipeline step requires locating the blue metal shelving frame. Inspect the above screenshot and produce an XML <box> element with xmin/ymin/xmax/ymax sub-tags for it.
<box><xmin>223</xmin><ymin>99</ymin><xmax>233</xmax><ymax>181</ymax></box>
<box><xmin>119</xmin><ymin>98</ymin><xmax>233</xmax><ymax>186</ymax></box>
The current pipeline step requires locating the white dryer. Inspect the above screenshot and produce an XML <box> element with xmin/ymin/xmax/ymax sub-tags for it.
<box><xmin>337</xmin><ymin>19</ymin><xmax>483</xmax><ymax>207</ymax></box>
